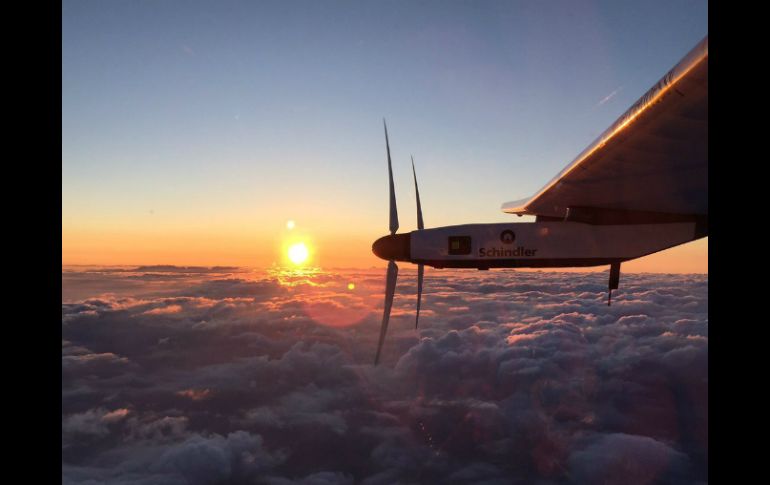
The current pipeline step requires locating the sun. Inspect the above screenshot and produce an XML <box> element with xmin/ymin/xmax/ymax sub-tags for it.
<box><xmin>287</xmin><ymin>242</ymin><xmax>309</xmax><ymax>265</ymax></box>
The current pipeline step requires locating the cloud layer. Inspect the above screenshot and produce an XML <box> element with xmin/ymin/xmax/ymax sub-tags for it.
<box><xmin>62</xmin><ymin>266</ymin><xmax>707</xmax><ymax>484</ymax></box>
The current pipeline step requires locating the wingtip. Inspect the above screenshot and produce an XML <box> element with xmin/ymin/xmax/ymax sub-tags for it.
<box><xmin>500</xmin><ymin>197</ymin><xmax>532</xmax><ymax>215</ymax></box>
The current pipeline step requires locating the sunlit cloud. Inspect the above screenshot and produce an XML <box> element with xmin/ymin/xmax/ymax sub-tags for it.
<box><xmin>143</xmin><ymin>304</ymin><xmax>183</xmax><ymax>315</ymax></box>
<box><xmin>176</xmin><ymin>389</ymin><xmax>213</xmax><ymax>401</ymax></box>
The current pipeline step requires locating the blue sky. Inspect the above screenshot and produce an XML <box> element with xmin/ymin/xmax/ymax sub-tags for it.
<box><xmin>62</xmin><ymin>0</ymin><xmax>708</xmax><ymax>266</ymax></box>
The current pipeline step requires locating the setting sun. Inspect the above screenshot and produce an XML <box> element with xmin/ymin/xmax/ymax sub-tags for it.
<box><xmin>287</xmin><ymin>242</ymin><xmax>309</xmax><ymax>265</ymax></box>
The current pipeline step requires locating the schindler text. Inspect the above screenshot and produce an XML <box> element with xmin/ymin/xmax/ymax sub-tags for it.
<box><xmin>479</xmin><ymin>247</ymin><xmax>537</xmax><ymax>257</ymax></box>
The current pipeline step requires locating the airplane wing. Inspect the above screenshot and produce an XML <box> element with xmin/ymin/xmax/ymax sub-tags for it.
<box><xmin>501</xmin><ymin>36</ymin><xmax>707</xmax><ymax>227</ymax></box>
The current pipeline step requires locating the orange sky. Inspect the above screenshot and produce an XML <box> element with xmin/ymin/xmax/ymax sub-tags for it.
<box><xmin>62</xmin><ymin>222</ymin><xmax>707</xmax><ymax>273</ymax></box>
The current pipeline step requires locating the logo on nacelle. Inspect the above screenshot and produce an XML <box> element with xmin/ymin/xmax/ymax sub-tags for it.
<box><xmin>500</xmin><ymin>230</ymin><xmax>516</xmax><ymax>244</ymax></box>
<box><xmin>479</xmin><ymin>229</ymin><xmax>537</xmax><ymax>258</ymax></box>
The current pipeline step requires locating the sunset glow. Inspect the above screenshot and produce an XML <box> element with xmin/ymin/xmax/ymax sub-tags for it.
<box><xmin>61</xmin><ymin>228</ymin><xmax>707</xmax><ymax>274</ymax></box>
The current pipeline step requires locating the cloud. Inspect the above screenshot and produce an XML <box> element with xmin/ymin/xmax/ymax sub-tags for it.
<box><xmin>126</xmin><ymin>415</ymin><xmax>190</xmax><ymax>442</ymax></box>
<box><xmin>103</xmin><ymin>408</ymin><xmax>131</xmax><ymax>423</ymax></box>
<box><xmin>151</xmin><ymin>431</ymin><xmax>286</xmax><ymax>484</ymax></box>
<box><xmin>568</xmin><ymin>433</ymin><xmax>690</xmax><ymax>484</ymax></box>
<box><xmin>143</xmin><ymin>304</ymin><xmax>184</xmax><ymax>315</ymax></box>
<box><xmin>62</xmin><ymin>268</ymin><xmax>707</xmax><ymax>483</ymax></box>
<box><xmin>63</xmin><ymin>408</ymin><xmax>122</xmax><ymax>438</ymax></box>
<box><xmin>176</xmin><ymin>389</ymin><xmax>212</xmax><ymax>401</ymax></box>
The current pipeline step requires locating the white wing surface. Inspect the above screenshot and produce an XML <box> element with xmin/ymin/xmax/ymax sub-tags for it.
<box><xmin>502</xmin><ymin>36</ymin><xmax>707</xmax><ymax>225</ymax></box>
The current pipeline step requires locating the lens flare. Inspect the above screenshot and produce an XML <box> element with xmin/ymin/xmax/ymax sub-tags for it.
<box><xmin>287</xmin><ymin>242</ymin><xmax>309</xmax><ymax>265</ymax></box>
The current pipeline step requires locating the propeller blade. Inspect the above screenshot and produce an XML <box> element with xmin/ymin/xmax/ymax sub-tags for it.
<box><xmin>374</xmin><ymin>260</ymin><xmax>398</xmax><ymax>366</ymax></box>
<box><xmin>384</xmin><ymin>119</ymin><xmax>399</xmax><ymax>235</ymax></box>
<box><xmin>411</xmin><ymin>156</ymin><xmax>424</xmax><ymax>230</ymax></box>
<box><xmin>415</xmin><ymin>264</ymin><xmax>423</xmax><ymax>328</ymax></box>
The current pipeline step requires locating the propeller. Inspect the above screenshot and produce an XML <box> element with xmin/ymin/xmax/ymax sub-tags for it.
<box><xmin>412</xmin><ymin>156</ymin><xmax>424</xmax><ymax>231</ymax></box>
<box><xmin>412</xmin><ymin>156</ymin><xmax>424</xmax><ymax>328</ymax></box>
<box><xmin>375</xmin><ymin>119</ymin><xmax>399</xmax><ymax>366</ymax></box>
<box><xmin>373</xmin><ymin>121</ymin><xmax>426</xmax><ymax>365</ymax></box>
<box><xmin>374</xmin><ymin>260</ymin><xmax>398</xmax><ymax>365</ymax></box>
<box><xmin>385</xmin><ymin>120</ymin><xmax>398</xmax><ymax>235</ymax></box>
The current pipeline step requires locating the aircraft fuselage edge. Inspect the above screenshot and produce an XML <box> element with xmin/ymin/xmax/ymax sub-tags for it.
<box><xmin>372</xmin><ymin>221</ymin><xmax>701</xmax><ymax>269</ymax></box>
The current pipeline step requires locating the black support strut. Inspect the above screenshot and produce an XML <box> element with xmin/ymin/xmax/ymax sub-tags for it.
<box><xmin>608</xmin><ymin>262</ymin><xmax>620</xmax><ymax>306</ymax></box>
